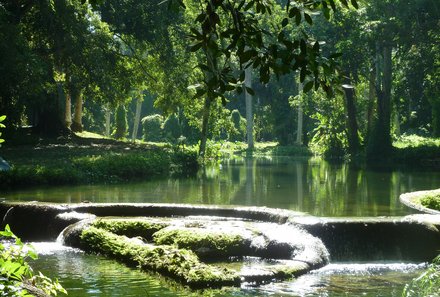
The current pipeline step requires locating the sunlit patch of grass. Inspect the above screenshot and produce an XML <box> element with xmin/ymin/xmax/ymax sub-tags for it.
<box><xmin>393</xmin><ymin>134</ymin><xmax>440</xmax><ymax>149</ymax></box>
<box><xmin>218</xmin><ymin>141</ymin><xmax>311</xmax><ymax>157</ymax></box>
<box><xmin>74</xmin><ymin>131</ymin><xmax>109</xmax><ymax>139</ymax></box>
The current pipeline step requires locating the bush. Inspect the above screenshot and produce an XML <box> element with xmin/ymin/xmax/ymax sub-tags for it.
<box><xmin>113</xmin><ymin>105</ymin><xmax>128</xmax><ymax>139</ymax></box>
<box><xmin>0</xmin><ymin>225</ymin><xmax>67</xmax><ymax>296</ymax></box>
<box><xmin>228</xmin><ymin>110</ymin><xmax>246</xmax><ymax>142</ymax></box>
<box><xmin>0</xmin><ymin>148</ymin><xmax>199</xmax><ymax>189</ymax></box>
<box><xmin>403</xmin><ymin>255</ymin><xmax>440</xmax><ymax>297</ymax></box>
<box><xmin>142</xmin><ymin>114</ymin><xmax>163</xmax><ymax>142</ymax></box>
<box><xmin>163</xmin><ymin>114</ymin><xmax>181</xmax><ymax>142</ymax></box>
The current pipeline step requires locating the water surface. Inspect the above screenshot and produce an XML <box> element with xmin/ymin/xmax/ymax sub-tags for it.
<box><xmin>3</xmin><ymin>157</ymin><xmax>440</xmax><ymax>217</ymax></box>
<box><xmin>5</xmin><ymin>157</ymin><xmax>440</xmax><ymax>296</ymax></box>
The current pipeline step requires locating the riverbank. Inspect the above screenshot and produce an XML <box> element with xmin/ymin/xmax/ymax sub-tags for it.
<box><xmin>0</xmin><ymin>135</ymin><xmax>198</xmax><ymax>190</ymax></box>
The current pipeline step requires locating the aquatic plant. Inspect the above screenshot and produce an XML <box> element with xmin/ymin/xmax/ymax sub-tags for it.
<box><xmin>0</xmin><ymin>225</ymin><xmax>67</xmax><ymax>296</ymax></box>
<box><xmin>402</xmin><ymin>255</ymin><xmax>440</xmax><ymax>297</ymax></box>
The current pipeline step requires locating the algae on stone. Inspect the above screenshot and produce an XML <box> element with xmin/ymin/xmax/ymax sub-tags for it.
<box><xmin>153</xmin><ymin>227</ymin><xmax>249</xmax><ymax>259</ymax></box>
<box><xmin>80</xmin><ymin>227</ymin><xmax>240</xmax><ymax>289</ymax></box>
<box><xmin>91</xmin><ymin>218</ymin><xmax>169</xmax><ymax>240</ymax></box>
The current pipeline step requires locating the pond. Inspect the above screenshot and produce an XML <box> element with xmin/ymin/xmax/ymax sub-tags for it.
<box><xmin>3</xmin><ymin>157</ymin><xmax>440</xmax><ymax>296</ymax></box>
<box><xmin>4</xmin><ymin>157</ymin><xmax>440</xmax><ymax>217</ymax></box>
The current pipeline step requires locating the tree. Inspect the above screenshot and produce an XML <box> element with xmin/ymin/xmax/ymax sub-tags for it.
<box><xmin>181</xmin><ymin>0</ymin><xmax>357</xmax><ymax>158</ymax></box>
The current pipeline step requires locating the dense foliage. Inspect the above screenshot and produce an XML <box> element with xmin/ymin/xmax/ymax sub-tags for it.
<box><xmin>0</xmin><ymin>225</ymin><xmax>66</xmax><ymax>296</ymax></box>
<box><xmin>0</xmin><ymin>0</ymin><xmax>439</xmax><ymax>161</ymax></box>
<box><xmin>403</xmin><ymin>255</ymin><xmax>440</xmax><ymax>297</ymax></box>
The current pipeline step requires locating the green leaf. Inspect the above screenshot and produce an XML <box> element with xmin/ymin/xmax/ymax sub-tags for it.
<box><xmin>190</xmin><ymin>42</ymin><xmax>204</xmax><ymax>52</ymax></box>
<box><xmin>245</xmin><ymin>87</ymin><xmax>255</xmax><ymax>96</ymax></box>
<box><xmin>304</xmin><ymin>13</ymin><xmax>313</xmax><ymax>25</ymax></box>
<box><xmin>295</xmin><ymin>12</ymin><xmax>302</xmax><ymax>25</ymax></box>
<box><xmin>0</xmin><ymin>115</ymin><xmax>6</xmax><ymax>122</ymax></box>
<box><xmin>351</xmin><ymin>0</ymin><xmax>359</xmax><ymax>9</ymax></box>
<box><xmin>303</xmin><ymin>81</ymin><xmax>314</xmax><ymax>92</ymax></box>
<box><xmin>313</xmin><ymin>41</ymin><xmax>320</xmax><ymax>52</ymax></box>
<box><xmin>193</xmin><ymin>89</ymin><xmax>206</xmax><ymax>99</ymax></box>
<box><xmin>329</xmin><ymin>0</ymin><xmax>336</xmax><ymax>11</ymax></box>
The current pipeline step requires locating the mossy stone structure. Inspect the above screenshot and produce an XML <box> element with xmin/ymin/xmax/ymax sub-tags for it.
<box><xmin>1</xmin><ymin>202</ymin><xmax>440</xmax><ymax>289</ymax></box>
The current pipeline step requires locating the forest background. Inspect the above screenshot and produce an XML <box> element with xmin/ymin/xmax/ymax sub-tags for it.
<box><xmin>1</xmin><ymin>0</ymin><xmax>439</xmax><ymax>162</ymax></box>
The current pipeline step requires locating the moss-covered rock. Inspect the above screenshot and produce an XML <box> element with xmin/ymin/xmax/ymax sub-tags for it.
<box><xmin>80</xmin><ymin>227</ymin><xmax>240</xmax><ymax>289</ymax></box>
<box><xmin>91</xmin><ymin>218</ymin><xmax>170</xmax><ymax>240</ymax></box>
<box><xmin>153</xmin><ymin>227</ymin><xmax>250</xmax><ymax>259</ymax></box>
<box><xmin>59</xmin><ymin>216</ymin><xmax>329</xmax><ymax>289</ymax></box>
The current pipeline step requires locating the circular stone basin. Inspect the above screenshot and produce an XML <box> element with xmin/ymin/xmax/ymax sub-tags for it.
<box><xmin>60</xmin><ymin>216</ymin><xmax>329</xmax><ymax>289</ymax></box>
<box><xmin>400</xmin><ymin>189</ymin><xmax>440</xmax><ymax>215</ymax></box>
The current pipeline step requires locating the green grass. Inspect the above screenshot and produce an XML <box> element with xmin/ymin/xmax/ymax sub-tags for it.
<box><xmin>393</xmin><ymin>134</ymin><xmax>440</xmax><ymax>165</ymax></box>
<box><xmin>420</xmin><ymin>194</ymin><xmax>440</xmax><ymax>211</ymax></box>
<box><xmin>0</xmin><ymin>135</ymin><xmax>198</xmax><ymax>189</ymax></box>
<box><xmin>216</xmin><ymin>141</ymin><xmax>312</xmax><ymax>158</ymax></box>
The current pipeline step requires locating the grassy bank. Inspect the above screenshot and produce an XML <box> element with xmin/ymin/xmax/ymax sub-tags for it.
<box><xmin>393</xmin><ymin>135</ymin><xmax>440</xmax><ymax>166</ymax></box>
<box><xmin>211</xmin><ymin>141</ymin><xmax>312</xmax><ymax>159</ymax></box>
<box><xmin>0</xmin><ymin>136</ymin><xmax>198</xmax><ymax>190</ymax></box>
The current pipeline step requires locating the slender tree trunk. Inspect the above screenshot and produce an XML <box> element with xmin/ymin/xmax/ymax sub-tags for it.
<box><xmin>432</xmin><ymin>102</ymin><xmax>440</xmax><ymax>137</ymax></box>
<box><xmin>381</xmin><ymin>45</ymin><xmax>392</xmax><ymax>144</ymax></box>
<box><xmin>343</xmin><ymin>84</ymin><xmax>359</xmax><ymax>155</ymax></box>
<box><xmin>367</xmin><ymin>43</ymin><xmax>393</xmax><ymax>160</ymax></box>
<box><xmin>71</xmin><ymin>89</ymin><xmax>83</xmax><ymax>132</ymax></box>
<box><xmin>366</xmin><ymin>68</ymin><xmax>376</xmax><ymax>139</ymax></box>
<box><xmin>394</xmin><ymin>110</ymin><xmax>400</xmax><ymax>137</ymax></box>
<box><xmin>64</xmin><ymin>88</ymin><xmax>72</xmax><ymax>129</ymax></box>
<box><xmin>131</xmin><ymin>91</ymin><xmax>143</xmax><ymax>142</ymax></box>
<box><xmin>245</xmin><ymin>67</ymin><xmax>254</xmax><ymax>149</ymax></box>
<box><xmin>199</xmin><ymin>96</ymin><xmax>213</xmax><ymax>159</ymax></box>
<box><xmin>105</xmin><ymin>104</ymin><xmax>111</xmax><ymax>137</ymax></box>
<box><xmin>296</xmin><ymin>81</ymin><xmax>303</xmax><ymax>145</ymax></box>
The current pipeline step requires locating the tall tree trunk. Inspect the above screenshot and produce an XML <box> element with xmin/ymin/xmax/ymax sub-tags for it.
<box><xmin>296</xmin><ymin>81</ymin><xmax>303</xmax><ymax>145</ymax></box>
<box><xmin>64</xmin><ymin>89</ymin><xmax>72</xmax><ymax>129</ymax></box>
<box><xmin>343</xmin><ymin>84</ymin><xmax>359</xmax><ymax>155</ymax></box>
<box><xmin>245</xmin><ymin>67</ymin><xmax>254</xmax><ymax>149</ymax></box>
<box><xmin>71</xmin><ymin>89</ymin><xmax>83</xmax><ymax>132</ymax></box>
<box><xmin>105</xmin><ymin>104</ymin><xmax>111</xmax><ymax>137</ymax></box>
<box><xmin>131</xmin><ymin>91</ymin><xmax>143</xmax><ymax>142</ymax></box>
<box><xmin>367</xmin><ymin>44</ymin><xmax>393</xmax><ymax>161</ymax></box>
<box><xmin>199</xmin><ymin>96</ymin><xmax>213</xmax><ymax>159</ymax></box>
<box><xmin>366</xmin><ymin>68</ymin><xmax>376</xmax><ymax>139</ymax></box>
<box><xmin>393</xmin><ymin>110</ymin><xmax>400</xmax><ymax>137</ymax></box>
<box><xmin>381</xmin><ymin>45</ymin><xmax>392</xmax><ymax>144</ymax></box>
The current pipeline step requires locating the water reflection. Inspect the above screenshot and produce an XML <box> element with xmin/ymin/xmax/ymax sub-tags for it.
<box><xmin>4</xmin><ymin>157</ymin><xmax>440</xmax><ymax>217</ymax></box>
<box><xmin>29</xmin><ymin>245</ymin><xmax>426</xmax><ymax>297</ymax></box>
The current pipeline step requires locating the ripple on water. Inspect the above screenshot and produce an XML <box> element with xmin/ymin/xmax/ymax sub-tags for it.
<box><xmin>255</xmin><ymin>263</ymin><xmax>427</xmax><ymax>297</ymax></box>
<box><xmin>27</xmin><ymin>243</ymin><xmax>428</xmax><ymax>297</ymax></box>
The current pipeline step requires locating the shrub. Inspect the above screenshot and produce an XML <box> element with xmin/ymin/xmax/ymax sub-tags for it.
<box><xmin>142</xmin><ymin>114</ymin><xmax>163</xmax><ymax>142</ymax></box>
<box><xmin>403</xmin><ymin>255</ymin><xmax>440</xmax><ymax>297</ymax></box>
<box><xmin>0</xmin><ymin>225</ymin><xmax>67</xmax><ymax>296</ymax></box>
<box><xmin>163</xmin><ymin>114</ymin><xmax>181</xmax><ymax>142</ymax></box>
<box><xmin>113</xmin><ymin>105</ymin><xmax>128</xmax><ymax>139</ymax></box>
<box><xmin>228</xmin><ymin>110</ymin><xmax>246</xmax><ymax>142</ymax></box>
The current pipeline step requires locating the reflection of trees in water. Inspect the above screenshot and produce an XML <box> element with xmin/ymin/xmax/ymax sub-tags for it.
<box><xmin>8</xmin><ymin>158</ymin><xmax>440</xmax><ymax>216</ymax></box>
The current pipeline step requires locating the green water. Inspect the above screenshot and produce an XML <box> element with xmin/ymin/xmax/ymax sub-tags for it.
<box><xmin>3</xmin><ymin>157</ymin><xmax>440</xmax><ymax>216</ymax></box>
<box><xmin>4</xmin><ymin>157</ymin><xmax>440</xmax><ymax>296</ymax></box>
<box><xmin>30</xmin><ymin>244</ymin><xmax>426</xmax><ymax>297</ymax></box>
